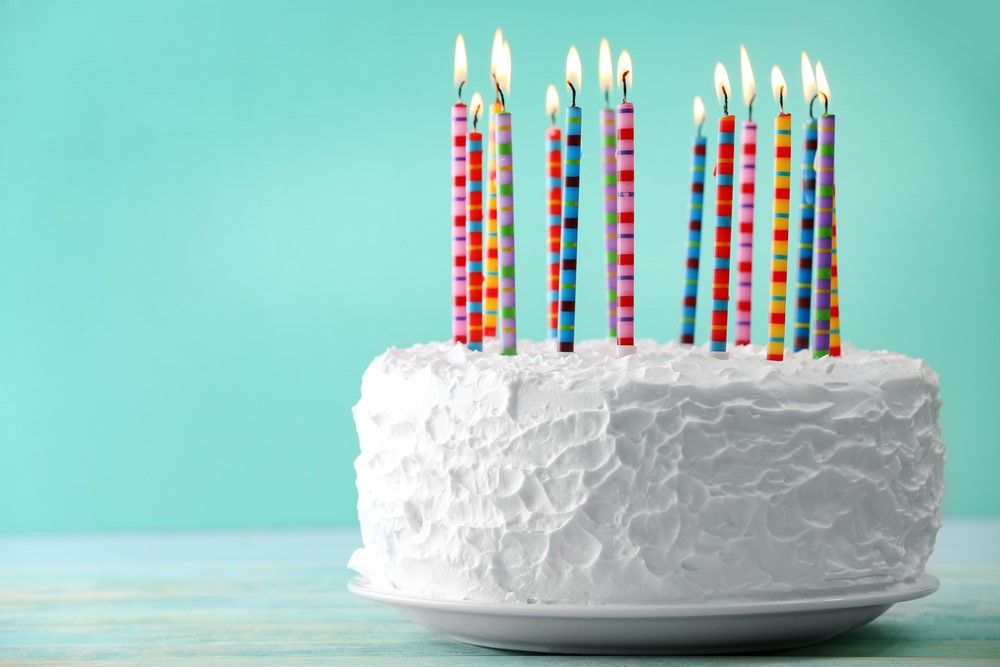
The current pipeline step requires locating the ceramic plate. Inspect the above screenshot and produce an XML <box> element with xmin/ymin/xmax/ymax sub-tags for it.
<box><xmin>348</xmin><ymin>574</ymin><xmax>938</xmax><ymax>654</ymax></box>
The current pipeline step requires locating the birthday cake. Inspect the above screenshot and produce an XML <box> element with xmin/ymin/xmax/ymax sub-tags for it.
<box><xmin>349</xmin><ymin>339</ymin><xmax>945</xmax><ymax>604</ymax></box>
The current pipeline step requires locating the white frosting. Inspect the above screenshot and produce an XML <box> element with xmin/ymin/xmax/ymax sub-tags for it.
<box><xmin>349</xmin><ymin>340</ymin><xmax>945</xmax><ymax>604</ymax></box>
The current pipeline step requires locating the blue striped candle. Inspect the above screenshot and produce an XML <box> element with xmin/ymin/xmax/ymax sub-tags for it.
<box><xmin>558</xmin><ymin>105</ymin><xmax>582</xmax><ymax>353</ymax></box>
<box><xmin>793</xmin><ymin>118</ymin><xmax>818</xmax><ymax>352</ymax></box>
<box><xmin>680</xmin><ymin>134</ymin><xmax>707</xmax><ymax>344</ymax></box>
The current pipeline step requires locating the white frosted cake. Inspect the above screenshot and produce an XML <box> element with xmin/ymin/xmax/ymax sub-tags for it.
<box><xmin>349</xmin><ymin>340</ymin><xmax>945</xmax><ymax>604</ymax></box>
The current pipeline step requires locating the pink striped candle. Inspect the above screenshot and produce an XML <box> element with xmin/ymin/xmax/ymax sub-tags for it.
<box><xmin>450</xmin><ymin>36</ymin><xmax>468</xmax><ymax>345</ymax></box>
<box><xmin>735</xmin><ymin>119</ymin><xmax>756</xmax><ymax>345</ymax></box>
<box><xmin>615</xmin><ymin>51</ymin><xmax>635</xmax><ymax>354</ymax></box>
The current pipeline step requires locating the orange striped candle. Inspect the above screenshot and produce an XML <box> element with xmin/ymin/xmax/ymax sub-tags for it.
<box><xmin>767</xmin><ymin>67</ymin><xmax>791</xmax><ymax>361</ymax></box>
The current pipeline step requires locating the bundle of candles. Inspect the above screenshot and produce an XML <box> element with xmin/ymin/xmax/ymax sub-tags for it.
<box><xmin>450</xmin><ymin>29</ymin><xmax>839</xmax><ymax>361</ymax></box>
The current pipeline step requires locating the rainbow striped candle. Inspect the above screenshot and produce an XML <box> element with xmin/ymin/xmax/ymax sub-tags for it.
<box><xmin>466</xmin><ymin>97</ymin><xmax>484</xmax><ymax>351</ymax></box>
<box><xmin>615</xmin><ymin>50</ymin><xmax>635</xmax><ymax>354</ymax></box>
<box><xmin>812</xmin><ymin>63</ymin><xmax>835</xmax><ymax>358</ymax></box>
<box><xmin>710</xmin><ymin>63</ymin><xmax>736</xmax><ymax>354</ymax></box>
<box><xmin>680</xmin><ymin>96</ymin><xmax>707</xmax><ymax>345</ymax></box>
<box><xmin>496</xmin><ymin>110</ymin><xmax>516</xmax><ymax>355</ymax></box>
<box><xmin>545</xmin><ymin>86</ymin><xmax>562</xmax><ymax>341</ymax></box>
<box><xmin>794</xmin><ymin>117</ymin><xmax>818</xmax><ymax>352</ymax></box>
<box><xmin>558</xmin><ymin>104</ymin><xmax>582</xmax><ymax>352</ymax></box>
<box><xmin>602</xmin><ymin>107</ymin><xmax>618</xmax><ymax>339</ymax></box>
<box><xmin>830</xmin><ymin>190</ymin><xmax>841</xmax><ymax>356</ymax></box>
<box><xmin>485</xmin><ymin>100</ymin><xmax>502</xmax><ymax>339</ymax></box>
<box><xmin>766</xmin><ymin>106</ymin><xmax>792</xmax><ymax>361</ymax></box>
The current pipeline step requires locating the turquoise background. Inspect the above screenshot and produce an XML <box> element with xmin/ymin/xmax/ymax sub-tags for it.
<box><xmin>1</xmin><ymin>0</ymin><xmax>997</xmax><ymax>533</ymax></box>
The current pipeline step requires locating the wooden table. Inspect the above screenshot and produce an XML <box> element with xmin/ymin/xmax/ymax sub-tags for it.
<box><xmin>2</xmin><ymin>518</ymin><xmax>997</xmax><ymax>664</ymax></box>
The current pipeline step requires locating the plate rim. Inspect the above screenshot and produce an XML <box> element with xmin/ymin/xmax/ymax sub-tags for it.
<box><xmin>348</xmin><ymin>572</ymin><xmax>938</xmax><ymax>618</ymax></box>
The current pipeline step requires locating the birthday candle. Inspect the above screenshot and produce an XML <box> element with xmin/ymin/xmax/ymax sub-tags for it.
<box><xmin>830</xmin><ymin>190</ymin><xmax>841</xmax><ymax>356</ymax></box>
<box><xmin>451</xmin><ymin>35</ymin><xmax>468</xmax><ymax>344</ymax></box>
<box><xmin>599</xmin><ymin>38</ymin><xmax>618</xmax><ymax>339</ymax></box>
<box><xmin>794</xmin><ymin>52</ymin><xmax>818</xmax><ymax>352</ymax></box>
<box><xmin>545</xmin><ymin>85</ymin><xmax>562</xmax><ymax>341</ymax></box>
<box><xmin>710</xmin><ymin>63</ymin><xmax>735</xmax><ymax>354</ymax></box>
<box><xmin>680</xmin><ymin>97</ymin><xmax>707</xmax><ymax>345</ymax></box>
<box><xmin>485</xmin><ymin>30</ymin><xmax>504</xmax><ymax>340</ymax></box>
<box><xmin>615</xmin><ymin>50</ymin><xmax>635</xmax><ymax>354</ymax></box>
<box><xmin>735</xmin><ymin>46</ymin><xmax>757</xmax><ymax>346</ymax></box>
<box><xmin>467</xmin><ymin>93</ymin><xmax>485</xmax><ymax>351</ymax></box>
<box><xmin>766</xmin><ymin>67</ymin><xmax>791</xmax><ymax>362</ymax></box>
<box><xmin>558</xmin><ymin>46</ymin><xmax>583</xmax><ymax>353</ymax></box>
<box><xmin>495</xmin><ymin>41</ymin><xmax>517</xmax><ymax>356</ymax></box>
<box><xmin>812</xmin><ymin>62</ymin><xmax>835</xmax><ymax>358</ymax></box>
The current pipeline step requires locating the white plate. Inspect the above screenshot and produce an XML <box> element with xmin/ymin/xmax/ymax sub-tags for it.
<box><xmin>349</xmin><ymin>574</ymin><xmax>938</xmax><ymax>654</ymax></box>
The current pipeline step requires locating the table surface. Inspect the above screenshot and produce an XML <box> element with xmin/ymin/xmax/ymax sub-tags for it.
<box><xmin>1</xmin><ymin>519</ymin><xmax>997</xmax><ymax>665</ymax></box>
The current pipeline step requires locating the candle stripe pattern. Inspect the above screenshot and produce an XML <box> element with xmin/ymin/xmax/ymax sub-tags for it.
<box><xmin>467</xmin><ymin>130</ymin><xmax>484</xmax><ymax>351</ymax></box>
<box><xmin>496</xmin><ymin>112</ymin><xmax>517</xmax><ymax>356</ymax></box>
<box><xmin>767</xmin><ymin>113</ymin><xmax>792</xmax><ymax>361</ymax></box>
<box><xmin>830</xmin><ymin>189</ymin><xmax>841</xmax><ymax>356</ymax></box>
<box><xmin>710</xmin><ymin>115</ymin><xmax>736</xmax><ymax>353</ymax></box>
<box><xmin>601</xmin><ymin>107</ymin><xmax>618</xmax><ymax>339</ymax></box>
<box><xmin>558</xmin><ymin>106</ymin><xmax>582</xmax><ymax>353</ymax></box>
<box><xmin>616</xmin><ymin>102</ymin><xmax>636</xmax><ymax>351</ymax></box>
<box><xmin>794</xmin><ymin>119</ymin><xmax>818</xmax><ymax>351</ymax></box>
<box><xmin>812</xmin><ymin>114</ymin><xmax>835</xmax><ymax>357</ymax></box>
<box><xmin>680</xmin><ymin>136</ymin><xmax>707</xmax><ymax>344</ymax></box>
<box><xmin>485</xmin><ymin>101</ymin><xmax>502</xmax><ymax>339</ymax></box>
<box><xmin>735</xmin><ymin>121</ymin><xmax>757</xmax><ymax>346</ymax></box>
<box><xmin>547</xmin><ymin>126</ymin><xmax>562</xmax><ymax>340</ymax></box>
<box><xmin>451</xmin><ymin>103</ymin><xmax>468</xmax><ymax>344</ymax></box>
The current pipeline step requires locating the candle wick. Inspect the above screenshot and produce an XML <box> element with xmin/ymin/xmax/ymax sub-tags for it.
<box><xmin>722</xmin><ymin>87</ymin><xmax>729</xmax><ymax>116</ymax></box>
<box><xmin>621</xmin><ymin>71</ymin><xmax>629</xmax><ymax>103</ymax></box>
<box><xmin>821</xmin><ymin>92</ymin><xmax>829</xmax><ymax>115</ymax></box>
<box><xmin>567</xmin><ymin>80</ymin><xmax>577</xmax><ymax>107</ymax></box>
<box><xmin>809</xmin><ymin>94</ymin><xmax>817</xmax><ymax>120</ymax></box>
<box><xmin>457</xmin><ymin>80</ymin><xmax>465</xmax><ymax>103</ymax></box>
<box><xmin>550</xmin><ymin>112</ymin><xmax>556</xmax><ymax>126</ymax></box>
<box><xmin>474</xmin><ymin>106</ymin><xmax>481</xmax><ymax>131</ymax></box>
<box><xmin>604</xmin><ymin>88</ymin><xmax>610</xmax><ymax>107</ymax></box>
<box><xmin>747</xmin><ymin>94</ymin><xmax>756</xmax><ymax>121</ymax></box>
<box><xmin>494</xmin><ymin>74</ymin><xmax>506</xmax><ymax>111</ymax></box>
<box><xmin>698</xmin><ymin>121</ymin><xmax>704</xmax><ymax>138</ymax></box>
<box><xmin>779</xmin><ymin>87</ymin><xmax>784</xmax><ymax>115</ymax></box>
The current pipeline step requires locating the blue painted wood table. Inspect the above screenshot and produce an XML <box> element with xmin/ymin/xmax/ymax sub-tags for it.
<box><xmin>1</xmin><ymin>518</ymin><xmax>998</xmax><ymax>664</ymax></box>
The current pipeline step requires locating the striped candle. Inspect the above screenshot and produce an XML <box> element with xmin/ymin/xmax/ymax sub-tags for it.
<box><xmin>558</xmin><ymin>105</ymin><xmax>582</xmax><ymax>352</ymax></box>
<box><xmin>767</xmin><ymin>112</ymin><xmax>792</xmax><ymax>361</ymax></box>
<box><xmin>496</xmin><ymin>110</ymin><xmax>517</xmax><ymax>355</ymax></box>
<box><xmin>793</xmin><ymin>117</ymin><xmax>818</xmax><ymax>352</ymax></box>
<box><xmin>451</xmin><ymin>101</ymin><xmax>468</xmax><ymax>344</ymax></box>
<box><xmin>467</xmin><ymin>125</ymin><xmax>484</xmax><ymax>351</ymax></box>
<box><xmin>485</xmin><ymin>100</ymin><xmax>502</xmax><ymax>339</ymax></box>
<box><xmin>812</xmin><ymin>113</ymin><xmax>835</xmax><ymax>358</ymax></box>
<box><xmin>616</xmin><ymin>100</ymin><xmax>635</xmax><ymax>352</ymax></box>
<box><xmin>735</xmin><ymin>120</ymin><xmax>756</xmax><ymax>345</ymax></box>
<box><xmin>601</xmin><ymin>107</ymin><xmax>618</xmax><ymax>338</ymax></box>
<box><xmin>546</xmin><ymin>124</ymin><xmax>562</xmax><ymax>341</ymax></box>
<box><xmin>710</xmin><ymin>114</ymin><xmax>736</xmax><ymax>353</ymax></box>
<box><xmin>680</xmin><ymin>125</ymin><xmax>707</xmax><ymax>345</ymax></box>
<box><xmin>830</xmin><ymin>189</ymin><xmax>841</xmax><ymax>356</ymax></box>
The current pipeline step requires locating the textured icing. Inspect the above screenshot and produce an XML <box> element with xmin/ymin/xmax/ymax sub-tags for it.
<box><xmin>349</xmin><ymin>340</ymin><xmax>945</xmax><ymax>604</ymax></box>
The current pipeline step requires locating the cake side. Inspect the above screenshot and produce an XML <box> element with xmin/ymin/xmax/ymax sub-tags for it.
<box><xmin>349</xmin><ymin>340</ymin><xmax>945</xmax><ymax>604</ymax></box>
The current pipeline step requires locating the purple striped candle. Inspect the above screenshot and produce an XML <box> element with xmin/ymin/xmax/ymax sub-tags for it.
<box><xmin>602</xmin><ymin>107</ymin><xmax>618</xmax><ymax>339</ymax></box>
<box><xmin>496</xmin><ymin>110</ymin><xmax>517</xmax><ymax>355</ymax></box>
<box><xmin>812</xmin><ymin>113</ymin><xmax>835</xmax><ymax>357</ymax></box>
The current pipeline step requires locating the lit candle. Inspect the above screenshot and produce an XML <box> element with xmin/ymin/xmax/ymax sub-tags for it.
<box><xmin>615</xmin><ymin>50</ymin><xmax>635</xmax><ymax>355</ymax></box>
<box><xmin>558</xmin><ymin>46</ymin><xmax>583</xmax><ymax>353</ymax></box>
<box><xmin>766</xmin><ymin>66</ymin><xmax>791</xmax><ymax>362</ymax></box>
<box><xmin>467</xmin><ymin>93</ymin><xmax>485</xmax><ymax>351</ymax></box>
<box><xmin>710</xmin><ymin>62</ymin><xmax>736</xmax><ymax>354</ymax></box>
<box><xmin>451</xmin><ymin>35</ymin><xmax>468</xmax><ymax>345</ymax></box>
<box><xmin>735</xmin><ymin>46</ymin><xmax>756</xmax><ymax>346</ymax></box>
<box><xmin>793</xmin><ymin>52</ymin><xmax>818</xmax><ymax>352</ymax></box>
<box><xmin>495</xmin><ymin>41</ymin><xmax>517</xmax><ymax>356</ymax></box>
<box><xmin>485</xmin><ymin>29</ymin><xmax>504</xmax><ymax>339</ymax></box>
<box><xmin>545</xmin><ymin>85</ymin><xmax>562</xmax><ymax>341</ymax></box>
<box><xmin>812</xmin><ymin>62</ymin><xmax>835</xmax><ymax>358</ymax></box>
<box><xmin>599</xmin><ymin>38</ymin><xmax>618</xmax><ymax>339</ymax></box>
<box><xmin>830</xmin><ymin>189</ymin><xmax>840</xmax><ymax>356</ymax></box>
<box><xmin>680</xmin><ymin>96</ymin><xmax>707</xmax><ymax>345</ymax></box>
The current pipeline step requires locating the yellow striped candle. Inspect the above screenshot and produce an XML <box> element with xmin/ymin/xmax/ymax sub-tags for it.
<box><xmin>767</xmin><ymin>67</ymin><xmax>791</xmax><ymax>361</ymax></box>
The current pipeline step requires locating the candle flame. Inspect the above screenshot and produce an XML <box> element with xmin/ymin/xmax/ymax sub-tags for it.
<box><xmin>599</xmin><ymin>38</ymin><xmax>612</xmax><ymax>93</ymax></box>
<box><xmin>693</xmin><ymin>95</ymin><xmax>706</xmax><ymax>125</ymax></box>
<box><xmin>771</xmin><ymin>65</ymin><xmax>787</xmax><ymax>104</ymax></box>
<box><xmin>490</xmin><ymin>28</ymin><xmax>504</xmax><ymax>78</ymax></box>
<box><xmin>495</xmin><ymin>41</ymin><xmax>512</xmax><ymax>97</ymax></box>
<box><xmin>801</xmin><ymin>51</ymin><xmax>816</xmax><ymax>104</ymax></box>
<box><xmin>714</xmin><ymin>62</ymin><xmax>731</xmax><ymax>106</ymax></box>
<box><xmin>454</xmin><ymin>34</ymin><xmax>467</xmax><ymax>90</ymax></box>
<box><xmin>739</xmin><ymin>45</ymin><xmax>755</xmax><ymax>107</ymax></box>
<box><xmin>616</xmin><ymin>50</ymin><xmax>632</xmax><ymax>89</ymax></box>
<box><xmin>545</xmin><ymin>84</ymin><xmax>559</xmax><ymax>116</ymax></box>
<box><xmin>470</xmin><ymin>92</ymin><xmax>484</xmax><ymax>124</ymax></box>
<box><xmin>815</xmin><ymin>61</ymin><xmax>831</xmax><ymax>106</ymax></box>
<box><xmin>566</xmin><ymin>46</ymin><xmax>582</xmax><ymax>96</ymax></box>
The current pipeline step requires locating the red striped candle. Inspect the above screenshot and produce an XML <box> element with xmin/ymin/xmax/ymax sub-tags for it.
<box><xmin>467</xmin><ymin>93</ymin><xmax>484</xmax><ymax>351</ymax></box>
<box><xmin>545</xmin><ymin>85</ymin><xmax>562</xmax><ymax>341</ymax></box>
<box><xmin>830</xmin><ymin>189</ymin><xmax>841</xmax><ymax>356</ymax></box>
<box><xmin>710</xmin><ymin>62</ymin><xmax>735</xmax><ymax>354</ymax></box>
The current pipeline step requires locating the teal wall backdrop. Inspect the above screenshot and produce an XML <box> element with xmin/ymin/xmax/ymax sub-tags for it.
<box><xmin>1</xmin><ymin>0</ymin><xmax>997</xmax><ymax>532</ymax></box>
